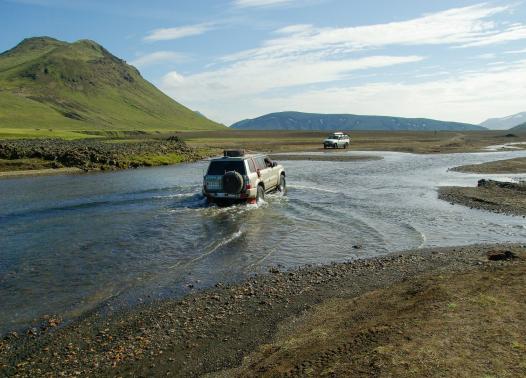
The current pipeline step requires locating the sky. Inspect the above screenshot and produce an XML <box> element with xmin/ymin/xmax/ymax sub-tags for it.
<box><xmin>1</xmin><ymin>0</ymin><xmax>526</xmax><ymax>125</ymax></box>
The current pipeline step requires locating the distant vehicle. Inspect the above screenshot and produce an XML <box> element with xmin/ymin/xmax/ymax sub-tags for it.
<box><xmin>203</xmin><ymin>150</ymin><xmax>286</xmax><ymax>205</ymax></box>
<box><xmin>323</xmin><ymin>132</ymin><xmax>350</xmax><ymax>149</ymax></box>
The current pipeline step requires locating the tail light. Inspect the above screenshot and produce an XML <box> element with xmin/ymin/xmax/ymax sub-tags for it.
<box><xmin>246</xmin><ymin>184</ymin><xmax>252</xmax><ymax>190</ymax></box>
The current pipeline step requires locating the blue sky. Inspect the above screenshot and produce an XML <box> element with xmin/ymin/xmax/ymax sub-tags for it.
<box><xmin>1</xmin><ymin>0</ymin><xmax>526</xmax><ymax>125</ymax></box>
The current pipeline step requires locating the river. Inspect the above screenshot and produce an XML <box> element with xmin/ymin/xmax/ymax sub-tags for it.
<box><xmin>1</xmin><ymin>150</ymin><xmax>525</xmax><ymax>334</ymax></box>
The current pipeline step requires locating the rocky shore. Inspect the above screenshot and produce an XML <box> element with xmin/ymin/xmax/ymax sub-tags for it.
<box><xmin>0</xmin><ymin>137</ymin><xmax>203</xmax><ymax>173</ymax></box>
<box><xmin>439</xmin><ymin>179</ymin><xmax>526</xmax><ymax>216</ymax></box>
<box><xmin>1</xmin><ymin>244</ymin><xmax>524</xmax><ymax>377</ymax></box>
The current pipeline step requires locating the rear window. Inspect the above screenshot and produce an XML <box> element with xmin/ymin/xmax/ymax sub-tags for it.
<box><xmin>207</xmin><ymin>160</ymin><xmax>246</xmax><ymax>175</ymax></box>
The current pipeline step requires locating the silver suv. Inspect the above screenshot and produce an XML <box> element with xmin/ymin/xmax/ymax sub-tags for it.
<box><xmin>203</xmin><ymin>150</ymin><xmax>286</xmax><ymax>205</ymax></box>
<box><xmin>323</xmin><ymin>132</ymin><xmax>351</xmax><ymax>149</ymax></box>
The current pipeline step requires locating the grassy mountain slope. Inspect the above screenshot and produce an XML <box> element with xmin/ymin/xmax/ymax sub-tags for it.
<box><xmin>231</xmin><ymin>111</ymin><xmax>486</xmax><ymax>131</ymax></box>
<box><xmin>0</xmin><ymin>37</ymin><xmax>224</xmax><ymax>133</ymax></box>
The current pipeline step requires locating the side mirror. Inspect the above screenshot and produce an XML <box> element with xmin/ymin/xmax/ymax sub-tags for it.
<box><xmin>272</xmin><ymin>162</ymin><xmax>278</xmax><ymax>168</ymax></box>
<box><xmin>256</xmin><ymin>168</ymin><xmax>261</xmax><ymax>178</ymax></box>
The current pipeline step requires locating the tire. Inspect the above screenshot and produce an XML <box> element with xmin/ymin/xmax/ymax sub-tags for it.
<box><xmin>256</xmin><ymin>185</ymin><xmax>265</xmax><ymax>203</ymax></box>
<box><xmin>223</xmin><ymin>171</ymin><xmax>244</xmax><ymax>194</ymax></box>
<box><xmin>344</xmin><ymin>143</ymin><xmax>349</xmax><ymax>149</ymax></box>
<box><xmin>277</xmin><ymin>175</ymin><xmax>287</xmax><ymax>195</ymax></box>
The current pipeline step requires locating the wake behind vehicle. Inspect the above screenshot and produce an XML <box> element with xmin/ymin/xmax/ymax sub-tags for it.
<box><xmin>323</xmin><ymin>132</ymin><xmax>351</xmax><ymax>149</ymax></box>
<box><xmin>203</xmin><ymin>150</ymin><xmax>286</xmax><ymax>205</ymax></box>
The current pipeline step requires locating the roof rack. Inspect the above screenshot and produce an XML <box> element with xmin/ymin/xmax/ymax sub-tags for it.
<box><xmin>223</xmin><ymin>149</ymin><xmax>245</xmax><ymax>157</ymax></box>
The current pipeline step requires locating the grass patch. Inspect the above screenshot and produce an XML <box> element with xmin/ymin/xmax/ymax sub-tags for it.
<box><xmin>0</xmin><ymin>128</ymin><xmax>100</xmax><ymax>140</ymax></box>
<box><xmin>127</xmin><ymin>152</ymin><xmax>187</xmax><ymax>167</ymax></box>
<box><xmin>0</xmin><ymin>158</ymin><xmax>54</xmax><ymax>171</ymax></box>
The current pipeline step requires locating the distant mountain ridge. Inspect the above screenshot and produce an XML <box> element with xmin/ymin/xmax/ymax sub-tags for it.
<box><xmin>231</xmin><ymin>112</ymin><xmax>486</xmax><ymax>131</ymax></box>
<box><xmin>510</xmin><ymin>122</ymin><xmax>526</xmax><ymax>132</ymax></box>
<box><xmin>479</xmin><ymin>112</ymin><xmax>526</xmax><ymax>130</ymax></box>
<box><xmin>0</xmin><ymin>36</ymin><xmax>223</xmax><ymax>131</ymax></box>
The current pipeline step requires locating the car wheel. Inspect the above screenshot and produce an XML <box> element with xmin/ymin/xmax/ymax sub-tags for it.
<box><xmin>257</xmin><ymin>185</ymin><xmax>265</xmax><ymax>203</ymax></box>
<box><xmin>277</xmin><ymin>175</ymin><xmax>287</xmax><ymax>195</ymax></box>
<box><xmin>344</xmin><ymin>143</ymin><xmax>348</xmax><ymax>149</ymax></box>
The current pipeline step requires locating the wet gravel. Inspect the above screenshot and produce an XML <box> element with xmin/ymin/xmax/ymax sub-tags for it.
<box><xmin>439</xmin><ymin>179</ymin><xmax>526</xmax><ymax>216</ymax></box>
<box><xmin>1</xmin><ymin>244</ymin><xmax>524</xmax><ymax>377</ymax></box>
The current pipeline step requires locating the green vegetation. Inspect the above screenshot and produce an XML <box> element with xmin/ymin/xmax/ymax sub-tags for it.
<box><xmin>0</xmin><ymin>37</ymin><xmax>224</xmax><ymax>136</ymax></box>
<box><xmin>0</xmin><ymin>138</ymin><xmax>204</xmax><ymax>172</ymax></box>
<box><xmin>0</xmin><ymin>127</ymin><xmax>101</xmax><ymax>140</ymax></box>
<box><xmin>127</xmin><ymin>152</ymin><xmax>187</xmax><ymax>167</ymax></box>
<box><xmin>0</xmin><ymin>157</ymin><xmax>54</xmax><ymax>172</ymax></box>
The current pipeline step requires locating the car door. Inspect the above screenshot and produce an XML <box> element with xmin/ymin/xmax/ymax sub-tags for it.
<box><xmin>256</xmin><ymin>157</ymin><xmax>272</xmax><ymax>190</ymax></box>
<box><xmin>265</xmin><ymin>157</ymin><xmax>280</xmax><ymax>189</ymax></box>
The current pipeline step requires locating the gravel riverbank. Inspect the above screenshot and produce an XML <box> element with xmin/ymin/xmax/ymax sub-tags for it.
<box><xmin>439</xmin><ymin>157</ymin><xmax>526</xmax><ymax>216</ymax></box>
<box><xmin>439</xmin><ymin>180</ymin><xmax>526</xmax><ymax>216</ymax></box>
<box><xmin>451</xmin><ymin>157</ymin><xmax>526</xmax><ymax>174</ymax></box>
<box><xmin>1</xmin><ymin>244</ymin><xmax>524</xmax><ymax>377</ymax></box>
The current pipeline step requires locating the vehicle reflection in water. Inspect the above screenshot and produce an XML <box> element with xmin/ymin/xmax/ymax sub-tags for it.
<box><xmin>1</xmin><ymin>149</ymin><xmax>526</xmax><ymax>333</ymax></box>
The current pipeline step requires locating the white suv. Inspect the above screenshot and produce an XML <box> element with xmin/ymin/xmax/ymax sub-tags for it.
<box><xmin>203</xmin><ymin>150</ymin><xmax>286</xmax><ymax>205</ymax></box>
<box><xmin>323</xmin><ymin>132</ymin><xmax>351</xmax><ymax>149</ymax></box>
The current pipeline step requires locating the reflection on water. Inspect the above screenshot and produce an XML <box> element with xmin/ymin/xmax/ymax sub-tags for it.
<box><xmin>1</xmin><ymin>150</ymin><xmax>526</xmax><ymax>333</ymax></box>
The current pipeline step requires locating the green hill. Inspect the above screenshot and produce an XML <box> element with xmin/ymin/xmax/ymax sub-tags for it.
<box><xmin>0</xmin><ymin>37</ymin><xmax>223</xmax><ymax>137</ymax></box>
<box><xmin>231</xmin><ymin>111</ymin><xmax>486</xmax><ymax>131</ymax></box>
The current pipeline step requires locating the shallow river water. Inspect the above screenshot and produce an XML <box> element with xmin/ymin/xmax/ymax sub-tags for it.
<box><xmin>1</xmin><ymin>150</ymin><xmax>525</xmax><ymax>333</ymax></box>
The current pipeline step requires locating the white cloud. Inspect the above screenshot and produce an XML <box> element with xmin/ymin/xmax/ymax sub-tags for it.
<box><xmin>232</xmin><ymin>60</ymin><xmax>526</xmax><ymax>125</ymax></box>
<box><xmin>161</xmin><ymin>55</ymin><xmax>423</xmax><ymax>100</ymax></box>
<box><xmin>459</xmin><ymin>24</ymin><xmax>526</xmax><ymax>47</ymax></box>
<box><xmin>233</xmin><ymin>0</ymin><xmax>296</xmax><ymax>8</ymax></box>
<box><xmin>224</xmin><ymin>3</ymin><xmax>524</xmax><ymax>62</ymax></box>
<box><xmin>144</xmin><ymin>23</ymin><xmax>214</xmax><ymax>41</ymax></box>
<box><xmin>130</xmin><ymin>51</ymin><xmax>187</xmax><ymax>68</ymax></box>
<box><xmin>505</xmin><ymin>48</ymin><xmax>526</xmax><ymax>54</ymax></box>
<box><xmin>475</xmin><ymin>53</ymin><xmax>496</xmax><ymax>60</ymax></box>
<box><xmin>157</xmin><ymin>3</ymin><xmax>526</xmax><ymax>124</ymax></box>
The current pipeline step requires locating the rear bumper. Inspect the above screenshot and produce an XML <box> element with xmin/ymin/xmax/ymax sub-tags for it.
<box><xmin>203</xmin><ymin>188</ymin><xmax>257</xmax><ymax>201</ymax></box>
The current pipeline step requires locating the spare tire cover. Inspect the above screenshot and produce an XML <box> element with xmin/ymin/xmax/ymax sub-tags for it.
<box><xmin>223</xmin><ymin>171</ymin><xmax>244</xmax><ymax>194</ymax></box>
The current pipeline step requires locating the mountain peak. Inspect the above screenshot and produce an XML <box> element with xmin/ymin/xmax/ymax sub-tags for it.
<box><xmin>480</xmin><ymin>112</ymin><xmax>526</xmax><ymax>130</ymax></box>
<box><xmin>1</xmin><ymin>36</ymin><xmax>65</xmax><ymax>56</ymax></box>
<box><xmin>0</xmin><ymin>37</ymin><xmax>224</xmax><ymax>131</ymax></box>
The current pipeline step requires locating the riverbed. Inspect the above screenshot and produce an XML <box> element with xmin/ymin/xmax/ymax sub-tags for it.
<box><xmin>1</xmin><ymin>150</ymin><xmax>525</xmax><ymax>334</ymax></box>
